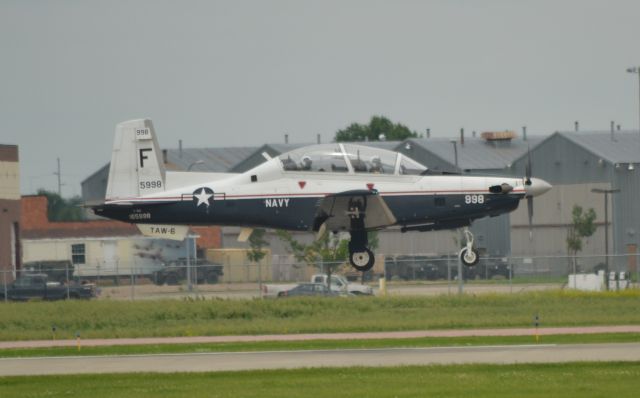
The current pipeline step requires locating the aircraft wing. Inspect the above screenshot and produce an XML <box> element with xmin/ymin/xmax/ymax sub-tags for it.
<box><xmin>315</xmin><ymin>189</ymin><xmax>397</xmax><ymax>232</ymax></box>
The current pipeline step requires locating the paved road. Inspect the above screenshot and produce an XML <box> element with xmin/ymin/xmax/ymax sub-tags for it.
<box><xmin>1</xmin><ymin>325</ymin><xmax>639</xmax><ymax>349</ymax></box>
<box><xmin>1</xmin><ymin>343</ymin><xmax>639</xmax><ymax>376</ymax></box>
<box><xmin>98</xmin><ymin>282</ymin><xmax>562</xmax><ymax>300</ymax></box>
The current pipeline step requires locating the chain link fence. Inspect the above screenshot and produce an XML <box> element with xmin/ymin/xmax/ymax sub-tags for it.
<box><xmin>1</xmin><ymin>253</ymin><xmax>638</xmax><ymax>301</ymax></box>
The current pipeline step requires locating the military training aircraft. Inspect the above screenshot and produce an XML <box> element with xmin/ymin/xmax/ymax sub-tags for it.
<box><xmin>92</xmin><ymin>119</ymin><xmax>552</xmax><ymax>272</ymax></box>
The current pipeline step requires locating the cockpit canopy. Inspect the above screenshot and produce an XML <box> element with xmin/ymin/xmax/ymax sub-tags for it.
<box><xmin>278</xmin><ymin>143</ymin><xmax>427</xmax><ymax>175</ymax></box>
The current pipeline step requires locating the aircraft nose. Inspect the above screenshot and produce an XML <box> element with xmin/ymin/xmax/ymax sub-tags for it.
<box><xmin>525</xmin><ymin>178</ymin><xmax>552</xmax><ymax>197</ymax></box>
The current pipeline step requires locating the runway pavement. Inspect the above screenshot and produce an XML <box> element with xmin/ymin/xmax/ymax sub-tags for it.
<box><xmin>1</xmin><ymin>343</ymin><xmax>639</xmax><ymax>376</ymax></box>
<box><xmin>2</xmin><ymin>325</ymin><xmax>639</xmax><ymax>349</ymax></box>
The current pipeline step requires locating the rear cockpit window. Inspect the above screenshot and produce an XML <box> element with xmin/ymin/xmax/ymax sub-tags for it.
<box><xmin>279</xmin><ymin>144</ymin><xmax>348</xmax><ymax>172</ymax></box>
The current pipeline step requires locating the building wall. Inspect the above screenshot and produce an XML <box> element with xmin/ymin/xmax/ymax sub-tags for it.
<box><xmin>510</xmin><ymin>134</ymin><xmax>639</xmax><ymax>273</ymax></box>
<box><xmin>613</xmin><ymin>169</ymin><xmax>640</xmax><ymax>273</ymax></box>
<box><xmin>0</xmin><ymin>145</ymin><xmax>20</xmax><ymax>280</ymax></box>
<box><xmin>510</xmin><ymin>182</ymin><xmax>609</xmax><ymax>256</ymax></box>
<box><xmin>22</xmin><ymin>237</ymin><xmax>194</xmax><ymax>277</ymax></box>
<box><xmin>20</xmin><ymin>196</ymin><xmax>206</xmax><ymax>277</ymax></box>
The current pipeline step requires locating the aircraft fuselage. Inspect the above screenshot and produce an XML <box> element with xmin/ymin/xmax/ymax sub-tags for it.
<box><xmin>95</xmin><ymin>172</ymin><xmax>525</xmax><ymax>233</ymax></box>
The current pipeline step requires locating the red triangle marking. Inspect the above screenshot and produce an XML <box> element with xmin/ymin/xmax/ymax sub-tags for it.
<box><xmin>298</xmin><ymin>181</ymin><xmax>306</xmax><ymax>189</ymax></box>
<box><xmin>366</xmin><ymin>183</ymin><xmax>375</xmax><ymax>190</ymax></box>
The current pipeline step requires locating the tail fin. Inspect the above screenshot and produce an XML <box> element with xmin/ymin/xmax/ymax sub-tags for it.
<box><xmin>105</xmin><ymin>119</ymin><xmax>166</xmax><ymax>201</ymax></box>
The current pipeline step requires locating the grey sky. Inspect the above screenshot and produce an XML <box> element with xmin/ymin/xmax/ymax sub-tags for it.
<box><xmin>1</xmin><ymin>0</ymin><xmax>639</xmax><ymax>196</ymax></box>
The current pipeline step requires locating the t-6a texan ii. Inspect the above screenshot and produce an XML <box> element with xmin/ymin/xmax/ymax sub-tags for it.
<box><xmin>92</xmin><ymin>119</ymin><xmax>551</xmax><ymax>272</ymax></box>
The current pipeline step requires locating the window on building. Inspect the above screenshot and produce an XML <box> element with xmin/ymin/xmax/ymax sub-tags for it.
<box><xmin>71</xmin><ymin>244</ymin><xmax>86</xmax><ymax>264</ymax></box>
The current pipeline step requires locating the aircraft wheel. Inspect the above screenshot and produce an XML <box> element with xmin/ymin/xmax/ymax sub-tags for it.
<box><xmin>350</xmin><ymin>248</ymin><xmax>375</xmax><ymax>272</ymax></box>
<box><xmin>460</xmin><ymin>247</ymin><xmax>479</xmax><ymax>267</ymax></box>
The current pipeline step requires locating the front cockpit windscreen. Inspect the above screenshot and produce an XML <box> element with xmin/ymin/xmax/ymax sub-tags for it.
<box><xmin>399</xmin><ymin>156</ymin><xmax>428</xmax><ymax>175</ymax></box>
<box><xmin>278</xmin><ymin>143</ymin><xmax>428</xmax><ymax>175</ymax></box>
<box><xmin>342</xmin><ymin>144</ymin><xmax>397</xmax><ymax>174</ymax></box>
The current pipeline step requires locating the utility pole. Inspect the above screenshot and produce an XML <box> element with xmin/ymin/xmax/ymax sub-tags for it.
<box><xmin>591</xmin><ymin>188</ymin><xmax>621</xmax><ymax>290</ymax></box>
<box><xmin>54</xmin><ymin>158</ymin><xmax>63</xmax><ymax>196</ymax></box>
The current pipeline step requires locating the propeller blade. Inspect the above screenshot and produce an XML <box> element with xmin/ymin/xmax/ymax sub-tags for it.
<box><xmin>527</xmin><ymin>196</ymin><xmax>534</xmax><ymax>240</ymax></box>
<box><xmin>525</xmin><ymin>146</ymin><xmax>532</xmax><ymax>186</ymax></box>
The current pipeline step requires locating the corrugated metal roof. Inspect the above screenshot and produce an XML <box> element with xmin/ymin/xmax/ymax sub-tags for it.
<box><xmin>556</xmin><ymin>130</ymin><xmax>640</xmax><ymax>164</ymax></box>
<box><xmin>166</xmin><ymin>147</ymin><xmax>258</xmax><ymax>172</ymax></box>
<box><xmin>264</xmin><ymin>143</ymin><xmax>309</xmax><ymax>153</ymax></box>
<box><xmin>407</xmin><ymin>136</ymin><xmax>544</xmax><ymax>170</ymax></box>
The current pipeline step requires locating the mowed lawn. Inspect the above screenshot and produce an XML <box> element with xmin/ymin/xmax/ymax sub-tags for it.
<box><xmin>0</xmin><ymin>290</ymin><xmax>639</xmax><ymax>341</ymax></box>
<box><xmin>1</xmin><ymin>363</ymin><xmax>639</xmax><ymax>398</ymax></box>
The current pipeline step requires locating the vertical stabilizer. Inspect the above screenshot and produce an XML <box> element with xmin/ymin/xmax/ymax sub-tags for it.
<box><xmin>105</xmin><ymin>119</ymin><xmax>166</xmax><ymax>201</ymax></box>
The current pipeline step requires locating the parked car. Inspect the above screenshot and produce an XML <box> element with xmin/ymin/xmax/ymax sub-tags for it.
<box><xmin>1</xmin><ymin>274</ymin><xmax>96</xmax><ymax>301</ymax></box>
<box><xmin>277</xmin><ymin>283</ymin><xmax>341</xmax><ymax>297</ymax></box>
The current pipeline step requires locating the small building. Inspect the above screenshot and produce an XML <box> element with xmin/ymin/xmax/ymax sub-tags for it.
<box><xmin>21</xmin><ymin>196</ymin><xmax>221</xmax><ymax>280</ymax></box>
<box><xmin>0</xmin><ymin>145</ymin><xmax>21</xmax><ymax>282</ymax></box>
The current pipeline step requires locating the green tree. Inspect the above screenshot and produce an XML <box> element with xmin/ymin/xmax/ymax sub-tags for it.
<box><xmin>276</xmin><ymin>230</ymin><xmax>351</xmax><ymax>289</ymax></box>
<box><xmin>277</xmin><ymin>230</ymin><xmax>379</xmax><ymax>286</ymax></box>
<box><xmin>566</xmin><ymin>205</ymin><xmax>597</xmax><ymax>273</ymax></box>
<box><xmin>334</xmin><ymin>115</ymin><xmax>418</xmax><ymax>142</ymax></box>
<box><xmin>247</xmin><ymin>229</ymin><xmax>268</xmax><ymax>291</ymax></box>
<box><xmin>37</xmin><ymin>189</ymin><xmax>86</xmax><ymax>221</ymax></box>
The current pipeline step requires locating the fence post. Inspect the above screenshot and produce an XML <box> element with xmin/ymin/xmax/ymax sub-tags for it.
<box><xmin>508</xmin><ymin>256</ymin><xmax>513</xmax><ymax>294</ymax></box>
<box><xmin>634</xmin><ymin>253</ymin><xmax>640</xmax><ymax>288</ymax></box>
<box><xmin>447</xmin><ymin>254</ymin><xmax>451</xmax><ymax>295</ymax></box>
<box><xmin>3</xmin><ymin>271</ymin><xmax>7</xmax><ymax>302</ymax></box>
<box><xmin>65</xmin><ymin>262</ymin><xmax>70</xmax><ymax>299</ymax></box>
<box><xmin>130</xmin><ymin>261</ymin><xmax>135</xmax><ymax>301</ymax></box>
<box><xmin>457</xmin><ymin>251</ymin><xmax>463</xmax><ymax>295</ymax></box>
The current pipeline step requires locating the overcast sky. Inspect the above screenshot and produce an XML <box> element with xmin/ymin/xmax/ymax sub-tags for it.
<box><xmin>1</xmin><ymin>0</ymin><xmax>639</xmax><ymax>196</ymax></box>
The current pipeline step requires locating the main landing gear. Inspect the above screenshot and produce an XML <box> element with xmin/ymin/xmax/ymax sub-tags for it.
<box><xmin>348</xmin><ymin>230</ymin><xmax>375</xmax><ymax>272</ymax></box>
<box><xmin>347</xmin><ymin>197</ymin><xmax>375</xmax><ymax>272</ymax></box>
<box><xmin>459</xmin><ymin>227</ymin><xmax>479</xmax><ymax>267</ymax></box>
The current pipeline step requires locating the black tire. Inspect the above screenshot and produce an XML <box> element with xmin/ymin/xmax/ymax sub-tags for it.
<box><xmin>350</xmin><ymin>248</ymin><xmax>375</xmax><ymax>272</ymax></box>
<box><xmin>460</xmin><ymin>247</ymin><xmax>480</xmax><ymax>267</ymax></box>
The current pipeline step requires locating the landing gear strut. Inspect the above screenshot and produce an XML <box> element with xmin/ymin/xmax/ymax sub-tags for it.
<box><xmin>459</xmin><ymin>227</ymin><xmax>479</xmax><ymax>267</ymax></box>
<box><xmin>347</xmin><ymin>197</ymin><xmax>375</xmax><ymax>272</ymax></box>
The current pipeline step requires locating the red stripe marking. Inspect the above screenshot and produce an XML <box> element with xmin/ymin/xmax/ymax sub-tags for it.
<box><xmin>106</xmin><ymin>189</ymin><xmax>526</xmax><ymax>203</ymax></box>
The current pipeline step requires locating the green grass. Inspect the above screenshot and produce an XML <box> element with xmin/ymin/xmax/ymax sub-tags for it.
<box><xmin>1</xmin><ymin>333</ymin><xmax>639</xmax><ymax>358</ymax></box>
<box><xmin>1</xmin><ymin>362</ymin><xmax>639</xmax><ymax>398</ymax></box>
<box><xmin>1</xmin><ymin>290</ymin><xmax>639</xmax><ymax>341</ymax></box>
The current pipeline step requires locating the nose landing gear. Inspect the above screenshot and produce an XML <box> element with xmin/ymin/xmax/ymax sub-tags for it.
<box><xmin>459</xmin><ymin>227</ymin><xmax>479</xmax><ymax>267</ymax></box>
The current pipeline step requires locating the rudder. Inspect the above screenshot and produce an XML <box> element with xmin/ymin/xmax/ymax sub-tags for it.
<box><xmin>105</xmin><ymin>119</ymin><xmax>166</xmax><ymax>201</ymax></box>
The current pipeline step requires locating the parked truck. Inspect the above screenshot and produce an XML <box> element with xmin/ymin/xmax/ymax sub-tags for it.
<box><xmin>263</xmin><ymin>273</ymin><xmax>373</xmax><ymax>297</ymax></box>
<box><xmin>153</xmin><ymin>258</ymin><xmax>224</xmax><ymax>286</ymax></box>
<box><xmin>1</xmin><ymin>274</ymin><xmax>96</xmax><ymax>301</ymax></box>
